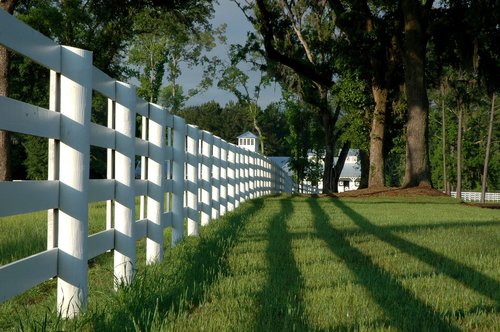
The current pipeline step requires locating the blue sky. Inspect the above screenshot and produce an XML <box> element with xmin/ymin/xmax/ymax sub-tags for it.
<box><xmin>178</xmin><ymin>1</ymin><xmax>282</xmax><ymax>108</ymax></box>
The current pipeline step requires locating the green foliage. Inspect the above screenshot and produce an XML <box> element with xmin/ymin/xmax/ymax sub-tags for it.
<box><xmin>129</xmin><ymin>4</ymin><xmax>224</xmax><ymax>107</ymax></box>
<box><xmin>429</xmin><ymin>83</ymin><xmax>500</xmax><ymax>191</ymax></box>
<box><xmin>176</xmin><ymin>101</ymin><xmax>252</xmax><ymax>144</ymax></box>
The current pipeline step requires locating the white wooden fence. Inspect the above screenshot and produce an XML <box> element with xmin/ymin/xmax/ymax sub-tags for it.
<box><xmin>450</xmin><ymin>191</ymin><xmax>500</xmax><ymax>202</ymax></box>
<box><xmin>0</xmin><ymin>10</ymin><xmax>293</xmax><ymax>317</ymax></box>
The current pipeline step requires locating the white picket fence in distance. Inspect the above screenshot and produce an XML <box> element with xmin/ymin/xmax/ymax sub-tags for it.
<box><xmin>450</xmin><ymin>191</ymin><xmax>500</xmax><ymax>202</ymax></box>
<box><xmin>0</xmin><ymin>10</ymin><xmax>294</xmax><ymax>318</ymax></box>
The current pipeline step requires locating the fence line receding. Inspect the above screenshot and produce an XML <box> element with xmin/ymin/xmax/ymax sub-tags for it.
<box><xmin>0</xmin><ymin>10</ymin><xmax>294</xmax><ymax>318</ymax></box>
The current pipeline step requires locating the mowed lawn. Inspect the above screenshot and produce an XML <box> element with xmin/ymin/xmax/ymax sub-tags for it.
<box><xmin>1</xmin><ymin>195</ymin><xmax>499</xmax><ymax>331</ymax></box>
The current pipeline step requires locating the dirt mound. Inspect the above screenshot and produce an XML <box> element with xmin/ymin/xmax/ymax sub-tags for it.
<box><xmin>329</xmin><ymin>186</ymin><xmax>448</xmax><ymax>198</ymax></box>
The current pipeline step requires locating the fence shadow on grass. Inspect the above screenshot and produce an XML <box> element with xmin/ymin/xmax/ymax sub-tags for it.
<box><xmin>98</xmin><ymin>198</ymin><xmax>265</xmax><ymax>332</ymax></box>
<box><xmin>331</xmin><ymin>199</ymin><xmax>500</xmax><ymax>309</ymax></box>
<box><xmin>254</xmin><ymin>197</ymin><xmax>309</xmax><ymax>331</ymax></box>
<box><xmin>308</xmin><ymin>198</ymin><xmax>459</xmax><ymax>331</ymax></box>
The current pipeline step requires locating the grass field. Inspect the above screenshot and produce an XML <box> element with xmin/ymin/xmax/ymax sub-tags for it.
<box><xmin>1</xmin><ymin>195</ymin><xmax>499</xmax><ymax>331</ymax></box>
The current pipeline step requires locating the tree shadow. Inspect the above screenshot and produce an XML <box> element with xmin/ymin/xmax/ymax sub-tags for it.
<box><xmin>254</xmin><ymin>197</ymin><xmax>309</xmax><ymax>331</ymax></box>
<box><xmin>308</xmin><ymin>198</ymin><xmax>459</xmax><ymax>331</ymax></box>
<box><xmin>331</xmin><ymin>198</ymin><xmax>500</xmax><ymax>307</ymax></box>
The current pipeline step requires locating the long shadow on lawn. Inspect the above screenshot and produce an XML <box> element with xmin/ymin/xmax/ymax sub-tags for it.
<box><xmin>308</xmin><ymin>198</ymin><xmax>459</xmax><ymax>331</ymax></box>
<box><xmin>99</xmin><ymin>198</ymin><xmax>265</xmax><ymax>332</ymax></box>
<box><xmin>254</xmin><ymin>197</ymin><xmax>309</xmax><ymax>331</ymax></box>
<box><xmin>331</xmin><ymin>199</ymin><xmax>500</xmax><ymax>308</ymax></box>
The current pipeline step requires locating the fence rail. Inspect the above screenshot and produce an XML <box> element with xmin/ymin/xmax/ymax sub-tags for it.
<box><xmin>0</xmin><ymin>10</ymin><xmax>293</xmax><ymax>317</ymax></box>
<box><xmin>450</xmin><ymin>191</ymin><xmax>500</xmax><ymax>202</ymax></box>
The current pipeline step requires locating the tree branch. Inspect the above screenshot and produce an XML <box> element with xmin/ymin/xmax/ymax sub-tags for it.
<box><xmin>254</xmin><ymin>0</ymin><xmax>333</xmax><ymax>87</ymax></box>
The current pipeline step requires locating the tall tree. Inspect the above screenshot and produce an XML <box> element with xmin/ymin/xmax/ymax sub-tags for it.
<box><xmin>0</xmin><ymin>0</ymin><xmax>19</xmax><ymax>181</ymax></box>
<box><xmin>400</xmin><ymin>0</ymin><xmax>434</xmax><ymax>187</ymax></box>
<box><xmin>130</xmin><ymin>6</ymin><xmax>224</xmax><ymax>106</ymax></box>
<box><xmin>481</xmin><ymin>93</ymin><xmax>496</xmax><ymax>203</ymax></box>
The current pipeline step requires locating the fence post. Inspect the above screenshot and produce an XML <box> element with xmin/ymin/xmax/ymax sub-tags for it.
<box><xmin>186</xmin><ymin>125</ymin><xmax>199</xmax><ymax>236</ymax></box>
<box><xmin>219</xmin><ymin>140</ymin><xmax>228</xmax><ymax>215</ymax></box>
<box><xmin>47</xmin><ymin>70</ymin><xmax>60</xmax><ymax>250</ymax></box>
<box><xmin>146</xmin><ymin>104</ymin><xmax>166</xmax><ymax>263</ymax></box>
<box><xmin>106</xmin><ymin>98</ymin><xmax>115</xmax><ymax>230</ymax></box>
<box><xmin>211</xmin><ymin>136</ymin><xmax>221</xmax><ymax>219</ymax></box>
<box><xmin>234</xmin><ymin>148</ymin><xmax>240</xmax><ymax>208</ymax></box>
<box><xmin>114</xmin><ymin>82</ymin><xmax>136</xmax><ymax>287</ymax></box>
<box><xmin>172</xmin><ymin>116</ymin><xmax>186</xmax><ymax>245</ymax></box>
<box><xmin>57</xmin><ymin>46</ymin><xmax>92</xmax><ymax>318</ymax></box>
<box><xmin>227</xmin><ymin>144</ymin><xmax>235</xmax><ymax>211</ymax></box>
<box><xmin>201</xmin><ymin>131</ymin><xmax>213</xmax><ymax>226</ymax></box>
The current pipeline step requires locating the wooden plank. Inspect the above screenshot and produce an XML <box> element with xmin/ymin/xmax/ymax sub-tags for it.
<box><xmin>135</xmin><ymin>138</ymin><xmax>149</xmax><ymax>157</ymax></box>
<box><xmin>0</xmin><ymin>181</ymin><xmax>59</xmax><ymax>217</ymax></box>
<box><xmin>162</xmin><ymin>212</ymin><xmax>172</xmax><ymax>228</ymax></box>
<box><xmin>89</xmin><ymin>179</ymin><xmax>115</xmax><ymax>202</ymax></box>
<box><xmin>135</xmin><ymin>179</ymin><xmax>148</xmax><ymax>196</ymax></box>
<box><xmin>90</xmin><ymin>123</ymin><xmax>115</xmax><ymax>149</ymax></box>
<box><xmin>136</xmin><ymin>218</ymin><xmax>147</xmax><ymax>240</ymax></box>
<box><xmin>0</xmin><ymin>249</ymin><xmax>58</xmax><ymax>303</ymax></box>
<box><xmin>136</xmin><ymin>99</ymin><xmax>149</xmax><ymax>117</ymax></box>
<box><xmin>0</xmin><ymin>97</ymin><xmax>60</xmax><ymax>138</ymax></box>
<box><xmin>92</xmin><ymin>67</ymin><xmax>116</xmax><ymax>99</ymax></box>
<box><xmin>88</xmin><ymin>229</ymin><xmax>114</xmax><ymax>260</ymax></box>
<box><xmin>164</xmin><ymin>179</ymin><xmax>173</xmax><ymax>193</ymax></box>
<box><xmin>0</xmin><ymin>10</ymin><xmax>61</xmax><ymax>72</ymax></box>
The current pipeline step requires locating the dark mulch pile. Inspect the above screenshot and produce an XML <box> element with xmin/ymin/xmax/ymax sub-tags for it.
<box><xmin>308</xmin><ymin>186</ymin><xmax>500</xmax><ymax>209</ymax></box>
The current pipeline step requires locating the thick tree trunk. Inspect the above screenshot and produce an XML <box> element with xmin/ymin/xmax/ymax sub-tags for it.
<box><xmin>358</xmin><ymin>149</ymin><xmax>369</xmax><ymax>189</ymax></box>
<box><xmin>332</xmin><ymin>141</ymin><xmax>350</xmax><ymax>193</ymax></box>
<box><xmin>0</xmin><ymin>0</ymin><xmax>17</xmax><ymax>181</ymax></box>
<box><xmin>368</xmin><ymin>86</ymin><xmax>387</xmax><ymax>188</ymax></box>
<box><xmin>0</xmin><ymin>44</ymin><xmax>12</xmax><ymax>181</ymax></box>
<box><xmin>401</xmin><ymin>0</ymin><xmax>432</xmax><ymax>188</ymax></box>
<box><xmin>480</xmin><ymin>93</ymin><xmax>495</xmax><ymax>203</ymax></box>
<box><xmin>321</xmin><ymin>111</ymin><xmax>335</xmax><ymax>193</ymax></box>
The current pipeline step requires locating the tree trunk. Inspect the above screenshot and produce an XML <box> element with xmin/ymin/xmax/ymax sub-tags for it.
<box><xmin>0</xmin><ymin>1</ymin><xmax>17</xmax><ymax>181</ymax></box>
<box><xmin>321</xmin><ymin>111</ymin><xmax>335</xmax><ymax>193</ymax></box>
<box><xmin>456</xmin><ymin>100</ymin><xmax>463</xmax><ymax>200</ymax></box>
<box><xmin>441</xmin><ymin>84</ymin><xmax>448</xmax><ymax>194</ymax></box>
<box><xmin>358</xmin><ymin>149</ymin><xmax>369</xmax><ymax>189</ymax></box>
<box><xmin>332</xmin><ymin>141</ymin><xmax>350</xmax><ymax>193</ymax></box>
<box><xmin>368</xmin><ymin>86</ymin><xmax>387</xmax><ymax>188</ymax></box>
<box><xmin>481</xmin><ymin>93</ymin><xmax>495</xmax><ymax>203</ymax></box>
<box><xmin>401</xmin><ymin>0</ymin><xmax>432</xmax><ymax>188</ymax></box>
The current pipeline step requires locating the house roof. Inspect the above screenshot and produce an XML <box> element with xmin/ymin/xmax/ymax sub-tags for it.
<box><xmin>339</xmin><ymin>162</ymin><xmax>361</xmax><ymax>179</ymax></box>
<box><xmin>237</xmin><ymin>131</ymin><xmax>258</xmax><ymax>139</ymax></box>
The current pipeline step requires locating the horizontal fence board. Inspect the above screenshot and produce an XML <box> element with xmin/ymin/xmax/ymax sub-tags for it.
<box><xmin>0</xmin><ymin>248</ymin><xmax>58</xmax><ymax>303</ymax></box>
<box><xmin>136</xmin><ymin>99</ymin><xmax>149</xmax><ymax>117</ymax></box>
<box><xmin>0</xmin><ymin>10</ymin><xmax>61</xmax><ymax>72</ymax></box>
<box><xmin>92</xmin><ymin>67</ymin><xmax>116</xmax><ymax>99</ymax></box>
<box><xmin>88</xmin><ymin>229</ymin><xmax>114</xmax><ymax>260</ymax></box>
<box><xmin>89</xmin><ymin>179</ymin><xmax>115</xmax><ymax>202</ymax></box>
<box><xmin>136</xmin><ymin>218</ymin><xmax>147</xmax><ymax>240</ymax></box>
<box><xmin>164</xmin><ymin>179</ymin><xmax>173</xmax><ymax>193</ymax></box>
<box><xmin>135</xmin><ymin>180</ymin><xmax>147</xmax><ymax>196</ymax></box>
<box><xmin>135</xmin><ymin>138</ymin><xmax>149</xmax><ymax>157</ymax></box>
<box><xmin>162</xmin><ymin>212</ymin><xmax>172</xmax><ymax>228</ymax></box>
<box><xmin>0</xmin><ymin>97</ymin><xmax>60</xmax><ymax>138</ymax></box>
<box><xmin>90</xmin><ymin>123</ymin><xmax>115</xmax><ymax>149</ymax></box>
<box><xmin>0</xmin><ymin>181</ymin><xmax>59</xmax><ymax>217</ymax></box>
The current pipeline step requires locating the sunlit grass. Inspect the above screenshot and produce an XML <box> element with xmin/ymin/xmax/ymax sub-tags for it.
<box><xmin>1</xmin><ymin>195</ymin><xmax>499</xmax><ymax>330</ymax></box>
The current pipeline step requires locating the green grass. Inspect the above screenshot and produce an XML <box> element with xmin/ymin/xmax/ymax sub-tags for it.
<box><xmin>1</xmin><ymin>195</ymin><xmax>499</xmax><ymax>331</ymax></box>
